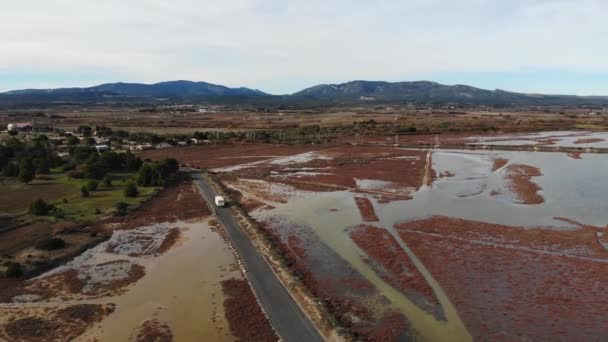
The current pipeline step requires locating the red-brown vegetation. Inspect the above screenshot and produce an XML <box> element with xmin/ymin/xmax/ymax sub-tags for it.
<box><xmin>221</xmin><ymin>278</ymin><xmax>278</xmax><ymax>342</ymax></box>
<box><xmin>350</xmin><ymin>225</ymin><xmax>441</xmax><ymax>315</ymax></box>
<box><xmin>492</xmin><ymin>158</ymin><xmax>509</xmax><ymax>171</ymax></box>
<box><xmin>136</xmin><ymin>319</ymin><xmax>173</xmax><ymax>342</ymax></box>
<box><xmin>2</xmin><ymin>304</ymin><xmax>114</xmax><ymax>342</ymax></box>
<box><xmin>503</xmin><ymin>164</ymin><xmax>544</xmax><ymax>204</ymax></box>
<box><xmin>354</xmin><ymin>197</ymin><xmax>379</xmax><ymax>222</ymax></box>
<box><xmin>573</xmin><ymin>138</ymin><xmax>605</xmax><ymax>144</ymax></box>
<box><xmin>396</xmin><ymin>216</ymin><xmax>608</xmax><ymax>341</ymax></box>
<box><xmin>139</xmin><ymin>143</ymin><xmax>319</xmax><ymax>169</ymax></box>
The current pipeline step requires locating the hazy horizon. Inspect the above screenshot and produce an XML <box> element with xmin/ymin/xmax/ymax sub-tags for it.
<box><xmin>2</xmin><ymin>0</ymin><xmax>608</xmax><ymax>95</ymax></box>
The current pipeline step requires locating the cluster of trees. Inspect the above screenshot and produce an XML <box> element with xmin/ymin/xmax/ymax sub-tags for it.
<box><xmin>136</xmin><ymin>158</ymin><xmax>179</xmax><ymax>187</ymax></box>
<box><xmin>0</xmin><ymin>136</ymin><xmax>60</xmax><ymax>183</ymax></box>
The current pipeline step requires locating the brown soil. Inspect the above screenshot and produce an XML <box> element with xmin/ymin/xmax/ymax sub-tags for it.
<box><xmin>492</xmin><ymin>158</ymin><xmax>509</xmax><ymax>171</ymax></box>
<box><xmin>567</xmin><ymin>152</ymin><xmax>582</xmax><ymax>159</ymax></box>
<box><xmin>139</xmin><ymin>143</ymin><xmax>319</xmax><ymax>169</ymax></box>
<box><xmin>115</xmin><ymin>183</ymin><xmax>210</xmax><ymax>230</ymax></box>
<box><xmin>136</xmin><ymin>319</ymin><xmax>173</xmax><ymax>342</ymax></box>
<box><xmin>573</xmin><ymin>138</ymin><xmax>605</xmax><ymax>144</ymax></box>
<box><xmin>220</xmin><ymin>278</ymin><xmax>278</xmax><ymax>342</ymax></box>
<box><xmin>2</xmin><ymin>304</ymin><xmax>114</xmax><ymax>342</ymax></box>
<box><xmin>0</xmin><ymin>221</ymin><xmax>78</xmax><ymax>256</ymax></box>
<box><xmin>396</xmin><ymin>216</ymin><xmax>608</xmax><ymax>341</ymax></box>
<box><xmin>503</xmin><ymin>164</ymin><xmax>544</xmax><ymax>204</ymax></box>
<box><xmin>354</xmin><ymin>197</ymin><xmax>379</xmax><ymax>222</ymax></box>
<box><xmin>0</xmin><ymin>182</ymin><xmax>76</xmax><ymax>214</ymax></box>
<box><xmin>350</xmin><ymin>225</ymin><xmax>442</xmax><ymax>318</ymax></box>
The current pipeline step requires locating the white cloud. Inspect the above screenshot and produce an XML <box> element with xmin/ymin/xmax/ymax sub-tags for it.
<box><xmin>1</xmin><ymin>0</ymin><xmax>608</xmax><ymax>93</ymax></box>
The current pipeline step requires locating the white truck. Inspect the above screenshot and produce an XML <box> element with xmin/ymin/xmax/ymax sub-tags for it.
<box><xmin>214</xmin><ymin>196</ymin><xmax>226</xmax><ymax>207</ymax></box>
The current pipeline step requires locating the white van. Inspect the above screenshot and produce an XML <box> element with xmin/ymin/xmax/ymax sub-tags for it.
<box><xmin>214</xmin><ymin>196</ymin><xmax>226</xmax><ymax>207</ymax></box>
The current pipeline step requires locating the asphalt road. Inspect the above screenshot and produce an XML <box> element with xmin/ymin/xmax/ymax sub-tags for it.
<box><xmin>192</xmin><ymin>173</ymin><xmax>323</xmax><ymax>342</ymax></box>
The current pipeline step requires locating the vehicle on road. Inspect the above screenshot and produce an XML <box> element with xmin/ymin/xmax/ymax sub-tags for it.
<box><xmin>215</xmin><ymin>195</ymin><xmax>226</xmax><ymax>207</ymax></box>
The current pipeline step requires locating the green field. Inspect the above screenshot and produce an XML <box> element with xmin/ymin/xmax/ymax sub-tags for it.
<box><xmin>1</xmin><ymin>171</ymin><xmax>158</xmax><ymax>223</ymax></box>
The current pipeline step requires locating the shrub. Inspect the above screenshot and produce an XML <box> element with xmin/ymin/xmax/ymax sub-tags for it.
<box><xmin>2</xmin><ymin>162</ymin><xmax>18</xmax><ymax>177</ymax></box>
<box><xmin>5</xmin><ymin>262</ymin><xmax>23</xmax><ymax>278</ymax></box>
<box><xmin>67</xmin><ymin>170</ymin><xmax>85</xmax><ymax>179</ymax></box>
<box><xmin>81</xmin><ymin>185</ymin><xmax>90</xmax><ymax>197</ymax></box>
<box><xmin>102</xmin><ymin>176</ymin><xmax>112</xmax><ymax>187</ymax></box>
<box><xmin>86</xmin><ymin>180</ymin><xmax>99</xmax><ymax>191</ymax></box>
<box><xmin>115</xmin><ymin>201</ymin><xmax>129</xmax><ymax>216</ymax></box>
<box><xmin>124</xmin><ymin>182</ymin><xmax>139</xmax><ymax>197</ymax></box>
<box><xmin>29</xmin><ymin>199</ymin><xmax>50</xmax><ymax>216</ymax></box>
<box><xmin>35</xmin><ymin>237</ymin><xmax>66</xmax><ymax>251</ymax></box>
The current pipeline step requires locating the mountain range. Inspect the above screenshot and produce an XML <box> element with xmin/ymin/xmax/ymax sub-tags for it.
<box><xmin>1</xmin><ymin>80</ymin><xmax>607</xmax><ymax>107</ymax></box>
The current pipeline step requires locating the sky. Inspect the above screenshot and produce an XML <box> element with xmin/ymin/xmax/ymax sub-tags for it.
<box><xmin>1</xmin><ymin>0</ymin><xmax>608</xmax><ymax>95</ymax></box>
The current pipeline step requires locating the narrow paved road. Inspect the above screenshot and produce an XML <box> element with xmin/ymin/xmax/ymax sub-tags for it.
<box><xmin>192</xmin><ymin>172</ymin><xmax>323</xmax><ymax>342</ymax></box>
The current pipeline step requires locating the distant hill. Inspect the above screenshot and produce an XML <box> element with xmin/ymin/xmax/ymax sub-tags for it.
<box><xmin>1</xmin><ymin>80</ymin><xmax>266</xmax><ymax>100</ymax></box>
<box><xmin>291</xmin><ymin>80</ymin><xmax>608</xmax><ymax>106</ymax></box>
<box><xmin>1</xmin><ymin>79</ymin><xmax>607</xmax><ymax>107</ymax></box>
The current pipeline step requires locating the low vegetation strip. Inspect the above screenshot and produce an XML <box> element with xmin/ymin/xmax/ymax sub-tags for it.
<box><xmin>354</xmin><ymin>197</ymin><xmax>379</xmax><ymax>222</ymax></box>
<box><xmin>349</xmin><ymin>225</ymin><xmax>443</xmax><ymax>318</ymax></box>
<box><xmin>396</xmin><ymin>216</ymin><xmax>608</xmax><ymax>341</ymax></box>
<box><xmin>503</xmin><ymin>164</ymin><xmax>544</xmax><ymax>205</ymax></box>
<box><xmin>221</xmin><ymin>278</ymin><xmax>278</xmax><ymax>342</ymax></box>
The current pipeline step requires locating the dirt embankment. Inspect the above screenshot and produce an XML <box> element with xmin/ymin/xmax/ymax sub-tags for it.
<box><xmin>503</xmin><ymin>164</ymin><xmax>544</xmax><ymax>204</ymax></box>
<box><xmin>354</xmin><ymin>197</ymin><xmax>379</xmax><ymax>222</ymax></box>
<box><xmin>221</xmin><ymin>278</ymin><xmax>277</xmax><ymax>342</ymax></box>
<box><xmin>396</xmin><ymin>216</ymin><xmax>608</xmax><ymax>341</ymax></box>
<box><xmin>573</xmin><ymin>138</ymin><xmax>605</xmax><ymax>144</ymax></box>
<box><xmin>350</xmin><ymin>225</ymin><xmax>443</xmax><ymax>319</ymax></box>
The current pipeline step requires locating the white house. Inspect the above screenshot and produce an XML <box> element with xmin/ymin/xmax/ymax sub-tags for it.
<box><xmin>94</xmin><ymin>144</ymin><xmax>110</xmax><ymax>152</ymax></box>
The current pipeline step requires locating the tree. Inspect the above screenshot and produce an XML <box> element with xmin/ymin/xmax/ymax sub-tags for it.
<box><xmin>29</xmin><ymin>199</ymin><xmax>50</xmax><ymax>215</ymax></box>
<box><xmin>81</xmin><ymin>185</ymin><xmax>90</xmax><ymax>197</ymax></box>
<box><xmin>124</xmin><ymin>182</ymin><xmax>139</xmax><ymax>197</ymax></box>
<box><xmin>33</xmin><ymin>158</ymin><xmax>50</xmax><ymax>174</ymax></box>
<box><xmin>103</xmin><ymin>175</ymin><xmax>112</xmax><ymax>187</ymax></box>
<box><xmin>87</xmin><ymin>180</ymin><xmax>99</xmax><ymax>191</ymax></box>
<box><xmin>115</xmin><ymin>201</ymin><xmax>129</xmax><ymax>216</ymax></box>
<box><xmin>18</xmin><ymin>159</ymin><xmax>35</xmax><ymax>183</ymax></box>
<box><xmin>66</xmin><ymin>135</ymin><xmax>80</xmax><ymax>146</ymax></box>
<box><xmin>2</xmin><ymin>162</ymin><xmax>18</xmax><ymax>177</ymax></box>
<box><xmin>35</xmin><ymin>237</ymin><xmax>66</xmax><ymax>251</ymax></box>
<box><xmin>5</xmin><ymin>262</ymin><xmax>23</xmax><ymax>278</ymax></box>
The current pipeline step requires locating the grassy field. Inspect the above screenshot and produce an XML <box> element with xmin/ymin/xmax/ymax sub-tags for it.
<box><xmin>1</xmin><ymin>171</ymin><xmax>158</xmax><ymax>224</ymax></box>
